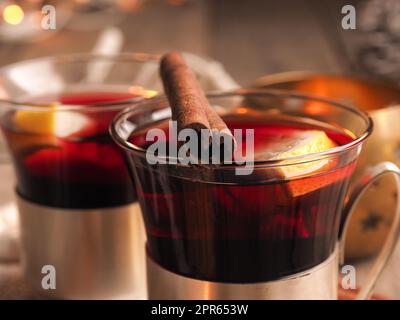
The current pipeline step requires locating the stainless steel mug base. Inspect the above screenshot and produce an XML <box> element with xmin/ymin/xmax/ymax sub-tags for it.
<box><xmin>17</xmin><ymin>195</ymin><xmax>147</xmax><ymax>299</ymax></box>
<box><xmin>147</xmin><ymin>247</ymin><xmax>338</xmax><ymax>300</ymax></box>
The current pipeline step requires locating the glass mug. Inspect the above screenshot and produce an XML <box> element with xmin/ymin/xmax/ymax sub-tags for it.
<box><xmin>111</xmin><ymin>89</ymin><xmax>400</xmax><ymax>300</ymax></box>
<box><xmin>0</xmin><ymin>53</ymin><xmax>161</xmax><ymax>299</ymax></box>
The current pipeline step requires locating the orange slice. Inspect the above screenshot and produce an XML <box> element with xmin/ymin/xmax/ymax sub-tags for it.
<box><xmin>271</xmin><ymin>130</ymin><xmax>339</xmax><ymax>197</ymax></box>
<box><xmin>13</xmin><ymin>104</ymin><xmax>90</xmax><ymax>138</ymax></box>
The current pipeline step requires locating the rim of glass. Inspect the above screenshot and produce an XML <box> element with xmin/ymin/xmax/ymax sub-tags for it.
<box><xmin>0</xmin><ymin>52</ymin><xmax>160</xmax><ymax>112</ymax></box>
<box><xmin>110</xmin><ymin>88</ymin><xmax>373</xmax><ymax>168</ymax></box>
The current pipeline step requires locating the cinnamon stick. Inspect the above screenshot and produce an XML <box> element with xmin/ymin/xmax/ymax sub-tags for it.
<box><xmin>160</xmin><ymin>52</ymin><xmax>235</xmax><ymax>160</ymax></box>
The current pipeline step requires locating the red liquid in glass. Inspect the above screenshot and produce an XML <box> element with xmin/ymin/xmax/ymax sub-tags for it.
<box><xmin>3</xmin><ymin>92</ymin><xmax>139</xmax><ymax>208</ymax></box>
<box><xmin>129</xmin><ymin>116</ymin><xmax>356</xmax><ymax>282</ymax></box>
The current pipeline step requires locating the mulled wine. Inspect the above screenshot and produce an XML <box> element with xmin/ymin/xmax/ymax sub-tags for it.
<box><xmin>128</xmin><ymin>113</ymin><xmax>356</xmax><ymax>283</ymax></box>
<box><xmin>1</xmin><ymin>91</ymin><xmax>145</xmax><ymax>208</ymax></box>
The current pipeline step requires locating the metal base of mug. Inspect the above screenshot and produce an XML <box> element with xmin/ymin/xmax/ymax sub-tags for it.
<box><xmin>147</xmin><ymin>247</ymin><xmax>338</xmax><ymax>300</ymax></box>
<box><xmin>17</xmin><ymin>195</ymin><xmax>147</xmax><ymax>299</ymax></box>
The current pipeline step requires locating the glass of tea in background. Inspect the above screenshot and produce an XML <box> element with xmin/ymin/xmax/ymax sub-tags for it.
<box><xmin>0</xmin><ymin>53</ymin><xmax>161</xmax><ymax>299</ymax></box>
<box><xmin>111</xmin><ymin>90</ymin><xmax>400</xmax><ymax>300</ymax></box>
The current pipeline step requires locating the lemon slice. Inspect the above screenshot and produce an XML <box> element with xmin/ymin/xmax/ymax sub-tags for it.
<box><xmin>13</xmin><ymin>103</ymin><xmax>56</xmax><ymax>136</ymax></box>
<box><xmin>270</xmin><ymin>130</ymin><xmax>338</xmax><ymax>197</ymax></box>
<box><xmin>129</xmin><ymin>86</ymin><xmax>158</xmax><ymax>98</ymax></box>
<box><xmin>272</xmin><ymin>130</ymin><xmax>337</xmax><ymax>177</ymax></box>
<box><xmin>13</xmin><ymin>103</ymin><xmax>90</xmax><ymax>138</ymax></box>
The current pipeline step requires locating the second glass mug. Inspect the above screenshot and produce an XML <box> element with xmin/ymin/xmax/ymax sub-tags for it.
<box><xmin>111</xmin><ymin>89</ymin><xmax>400</xmax><ymax>300</ymax></box>
<box><xmin>0</xmin><ymin>53</ymin><xmax>162</xmax><ymax>299</ymax></box>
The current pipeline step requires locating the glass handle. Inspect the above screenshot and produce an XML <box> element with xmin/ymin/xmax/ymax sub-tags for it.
<box><xmin>339</xmin><ymin>162</ymin><xmax>400</xmax><ymax>300</ymax></box>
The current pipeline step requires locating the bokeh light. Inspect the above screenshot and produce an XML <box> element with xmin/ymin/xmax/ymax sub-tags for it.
<box><xmin>3</xmin><ymin>4</ymin><xmax>24</xmax><ymax>25</ymax></box>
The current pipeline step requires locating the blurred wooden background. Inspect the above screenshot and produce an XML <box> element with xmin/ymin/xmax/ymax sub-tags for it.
<box><xmin>0</xmin><ymin>0</ymin><xmax>368</xmax><ymax>85</ymax></box>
